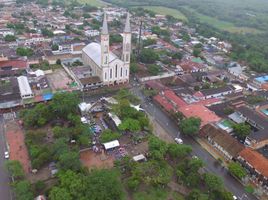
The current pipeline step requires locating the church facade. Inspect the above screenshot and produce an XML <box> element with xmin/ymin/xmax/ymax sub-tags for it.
<box><xmin>82</xmin><ymin>12</ymin><xmax>131</xmax><ymax>85</ymax></box>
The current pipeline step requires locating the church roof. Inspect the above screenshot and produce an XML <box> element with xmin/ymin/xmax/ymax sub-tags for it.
<box><xmin>124</xmin><ymin>12</ymin><xmax>131</xmax><ymax>33</ymax></box>
<box><xmin>82</xmin><ymin>42</ymin><xmax>118</xmax><ymax>67</ymax></box>
<box><xmin>102</xmin><ymin>12</ymin><xmax>109</xmax><ymax>35</ymax></box>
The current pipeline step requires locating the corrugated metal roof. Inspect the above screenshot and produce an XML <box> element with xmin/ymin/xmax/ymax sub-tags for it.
<box><xmin>17</xmin><ymin>76</ymin><xmax>33</xmax><ymax>97</ymax></box>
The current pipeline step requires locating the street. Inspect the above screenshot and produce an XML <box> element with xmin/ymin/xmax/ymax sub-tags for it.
<box><xmin>0</xmin><ymin>115</ymin><xmax>12</xmax><ymax>200</ymax></box>
<box><xmin>130</xmin><ymin>85</ymin><xmax>255</xmax><ymax>200</ymax></box>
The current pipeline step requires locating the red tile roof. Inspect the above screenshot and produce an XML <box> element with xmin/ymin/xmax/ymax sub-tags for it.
<box><xmin>179</xmin><ymin>60</ymin><xmax>205</xmax><ymax>71</ymax></box>
<box><xmin>164</xmin><ymin>90</ymin><xmax>187</xmax><ymax>108</ymax></box>
<box><xmin>178</xmin><ymin>104</ymin><xmax>221</xmax><ymax>127</ymax></box>
<box><xmin>154</xmin><ymin>95</ymin><xmax>175</xmax><ymax>112</ymax></box>
<box><xmin>0</xmin><ymin>60</ymin><xmax>28</xmax><ymax>69</ymax></box>
<box><xmin>239</xmin><ymin>148</ymin><xmax>268</xmax><ymax>178</ymax></box>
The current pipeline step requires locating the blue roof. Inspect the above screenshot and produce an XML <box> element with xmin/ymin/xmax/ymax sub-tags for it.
<box><xmin>43</xmin><ymin>93</ymin><xmax>54</xmax><ymax>101</ymax></box>
<box><xmin>255</xmin><ymin>75</ymin><xmax>268</xmax><ymax>83</ymax></box>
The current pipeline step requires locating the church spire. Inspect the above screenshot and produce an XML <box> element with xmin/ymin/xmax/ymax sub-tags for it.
<box><xmin>102</xmin><ymin>12</ymin><xmax>108</xmax><ymax>35</ymax></box>
<box><xmin>124</xmin><ymin>12</ymin><xmax>131</xmax><ymax>33</ymax></box>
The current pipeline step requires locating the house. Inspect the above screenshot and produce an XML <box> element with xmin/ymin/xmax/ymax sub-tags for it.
<box><xmin>248</xmin><ymin>75</ymin><xmax>268</xmax><ymax>91</ymax></box>
<box><xmin>228</xmin><ymin>63</ymin><xmax>249</xmax><ymax>81</ymax></box>
<box><xmin>237</xmin><ymin>148</ymin><xmax>268</xmax><ymax>188</ymax></box>
<box><xmin>200</xmin><ymin>124</ymin><xmax>244</xmax><ymax>160</ymax></box>
<box><xmin>178</xmin><ymin>104</ymin><xmax>221</xmax><ymax>127</ymax></box>
<box><xmin>236</xmin><ymin>106</ymin><xmax>268</xmax><ymax>149</ymax></box>
<box><xmin>178</xmin><ymin>60</ymin><xmax>206</xmax><ymax>73</ymax></box>
<box><xmin>0</xmin><ymin>58</ymin><xmax>28</xmax><ymax>77</ymax></box>
<box><xmin>0</xmin><ymin>77</ymin><xmax>21</xmax><ymax>109</ymax></box>
<box><xmin>17</xmin><ymin>76</ymin><xmax>34</xmax><ymax>99</ymax></box>
<box><xmin>195</xmin><ymin>85</ymin><xmax>235</xmax><ymax>100</ymax></box>
<box><xmin>85</xmin><ymin>29</ymin><xmax>100</xmax><ymax>37</ymax></box>
<box><xmin>79</xmin><ymin>76</ymin><xmax>103</xmax><ymax>90</ymax></box>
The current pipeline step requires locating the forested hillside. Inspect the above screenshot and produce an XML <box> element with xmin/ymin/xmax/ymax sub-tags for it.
<box><xmin>104</xmin><ymin>0</ymin><xmax>268</xmax><ymax>72</ymax></box>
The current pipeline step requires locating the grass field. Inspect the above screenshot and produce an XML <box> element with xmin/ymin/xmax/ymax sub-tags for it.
<box><xmin>139</xmin><ymin>6</ymin><xmax>188</xmax><ymax>21</ymax></box>
<box><xmin>183</xmin><ymin>7</ymin><xmax>262</xmax><ymax>34</ymax></box>
<box><xmin>77</xmin><ymin>0</ymin><xmax>109</xmax><ymax>7</ymax></box>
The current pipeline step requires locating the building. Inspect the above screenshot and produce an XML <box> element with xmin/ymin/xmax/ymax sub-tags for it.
<box><xmin>0</xmin><ymin>58</ymin><xmax>28</xmax><ymax>77</ymax></box>
<box><xmin>82</xmin><ymin>12</ymin><xmax>131</xmax><ymax>85</ymax></box>
<box><xmin>178</xmin><ymin>104</ymin><xmax>221</xmax><ymax>127</ymax></box>
<box><xmin>236</xmin><ymin>106</ymin><xmax>268</xmax><ymax>149</ymax></box>
<box><xmin>237</xmin><ymin>148</ymin><xmax>268</xmax><ymax>189</ymax></box>
<box><xmin>194</xmin><ymin>85</ymin><xmax>236</xmax><ymax>100</ymax></box>
<box><xmin>0</xmin><ymin>77</ymin><xmax>21</xmax><ymax>109</ymax></box>
<box><xmin>85</xmin><ymin>29</ymin><xmax>100</xmax><ymax>37</ymax></box>
<box><xmin>0</xmin><ymin>28</ymin><xmax>14</xmax><ymax>37</ymax></box>
<box><xmin>17</xmin><ymin>76</ymin><xmax>34</xmax><ymax>99</ymax></box>
<box><xmin>200</xmin><ymin>124</ymin><xmax>244</xmax><ymax>160</ymax></box>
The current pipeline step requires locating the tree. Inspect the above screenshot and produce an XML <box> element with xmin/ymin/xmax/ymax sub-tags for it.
<box><xmin>16</xmin><ymin>47</ymin><xmax>33</xmax><ymax>57</ymax></box>
<box><xmin>187</xmin><ymin>189</ymin><xmax>209</xmax><ymax>200</ymax></box>
<box><xmin>232</xmin><ymin>123</ymin><xmax>251</xmax><ymax>140</ymax></box>
<box><xmin>119</xmin><ymin>118</ymin><xmax>141</xmax><ymax>132</ymax></box>
<box><xmin>41</xmin><ymin>28</ymin><xmax>53</xmax><ymax>37</ymax></box>
<box><xmin>56</xmin><ymin>59</ymin><xmax>61</xmax><ymax>65</ymax></box>
<box><xmin>100</xmin><ymin>129</ymin><xmax>121</xmax><ymax>143</ymax></box>
<box><xmin>143</xmin><ymin>38</ymin><xmax>156</xmax><ymax>47</ymax></box>
<box><xmin>179</xmin><ymin>117</ymin><xmax>201</xmax><ymax>136</ymax></box>
<box><xmin>228</xmin><ymin>162</ymin><xmax>247</xmax><ymax>180</ymax></box>
<box><xmin>110</xmin><ymin>34</ymin><xmax>123</xmax><ymax>44</ymax></box>
<box><xmin>13</xmin><ymin>180</ymin><xmax>34</xmax><ymax>200</ymax></box>
<box><xmin>203</xmin><ymin>173</ymin><xmax>223</xmax><ymax>192</ymax></box>
<box><xmin>49</xmin><ymin>187</ymin><xmax>72</xmax><ymax>200</ymax></box>
<box><xmin>58</xmin><ymin>151</ymin><xmax>81</xmax><ymax>171</ymax></box>
<box><xmin>193</xmin><ymin>47</ymin><xmax>202</xmax><ymax>57</ymax></box>
<box><xmin>139</xmin><ymin>48</ymin><xmax>159</xmax><ymax>64</ymax></box>
<box><xmin>5</xmin><ymin>160</ymin><xmax>24</xmax><ymax>180</ymax></box>
<box><xmin>167</xmin><ymin>143</ymin><xmax>192</xmax><ymax>159</ymax></box>
<box><xmin>50</xmin><ymin>92</ymin><xmax>79</xmax><ymax>119</ymax></box>
<box><xmin>148</xmin><ymin>136</ymin><xmax>168</xmax><ymax>160</ymax></box>
<box><xmin>4</xmin><ymin>34</ymin><xmax>16</xmax><ymax>42</ymax></box>
<box><xmin>85</xmin><ymin>169</ymin><xmax>124</xmax><ymax>200</ymax></box>
<box><xmin>130</xmin><ymin>63</ymin><xmax>138</xmax><ymax>74</ymax></box>
<box><xmin>52</xmin><ymin>44</ymin><xmax>59</xmax><ymax>51</ymax></box>
<box><xmin>148</xmin><ymin>64</ymin><xmax>160</xmax><ymax>75</ymax></box>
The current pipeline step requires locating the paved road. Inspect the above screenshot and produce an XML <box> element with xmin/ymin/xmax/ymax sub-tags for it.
<box><xmin>130</xmin><ymin>86</ymin><xmax>256</xmax><ymax>200</ymax></box>
<box><xmin>0</xmin><ymin>115</ymin><xmax>12</xmax><ymax>200</ymax></box>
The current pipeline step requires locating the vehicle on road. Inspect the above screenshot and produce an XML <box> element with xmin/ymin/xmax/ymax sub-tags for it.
<box><xmin>4</xmin><ymin>151</ymin><xmax>9</xmax><ymax>159</ymax></box>
<box><xmin>175</xmin><ymin>138</ymin><xmax>183</xmax><ymax>144</ymax></box>
<box><xmin>232</xmin><ymin>195</ymin><xmax>237</xmax><ymax>200</ymax></box>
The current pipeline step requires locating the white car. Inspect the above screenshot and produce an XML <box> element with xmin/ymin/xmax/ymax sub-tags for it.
<box><xmin>175</xmin><ymin>138</ymin><xmax>183</xmax><ymax>144</ymax></box>
<box><xmin>4</xmin><ymin>151</ymin><xmax>9</xmax><ymax>159</ymax></box>
<box><xmin>232</xmin><ymin>195</ymin><xmax>237</xmax><ymax>200</ymax></box>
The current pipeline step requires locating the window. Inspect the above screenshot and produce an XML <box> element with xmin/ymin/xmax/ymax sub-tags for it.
<box><xmin>120</xmin><ymin>68</ymin><xmax>123</xmax><ymax>77</ymax></box>
<box><xmin>126</xmin><ymin>54</ymin><xmax>129</xmax><ymax>62</ymax></box>
<box><xmin>105</xmin><ymin>72</ymin><xmax>107</xmax><ymax>80</ymax></box>
<box><xmin>110</xmin><ymin>68</ymin><xmax>112</xmax><ymax>79</ymax></box>
<box><xmin>125</xmin><ymin>69</ymin><xmax>128</xmax><ymax>76</ymax></box>
<box><xmin>105</xmin><ymin>56</ymin><xmax>108</xmax><ymax>64</ymax></box>
<box><xmin>115</xmin><ymin>65</ymin><xmax>118</xmax><ymax>78</ymax></box>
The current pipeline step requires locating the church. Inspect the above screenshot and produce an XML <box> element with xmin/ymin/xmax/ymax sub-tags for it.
<box><xmin>82</xmin><ymin>12</ymin><xmax>131</xmax><ymax>86</ymax></box>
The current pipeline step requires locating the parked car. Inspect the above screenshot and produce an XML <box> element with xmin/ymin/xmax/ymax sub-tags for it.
<box><xmin>4</xmin><ymin>151</ymin><xmax>9</xmax><ymax>159</ymax></box>
<box><xmin>174</xmin><ymin>138</ymin><xmax>183</xmax><ymax>144</ymax></box>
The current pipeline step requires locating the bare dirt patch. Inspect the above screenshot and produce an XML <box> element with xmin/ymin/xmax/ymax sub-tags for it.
<box><xmin>5</xmin><ymin>120</ymin><xmax>31</xmax><ymax>173</ymax></box>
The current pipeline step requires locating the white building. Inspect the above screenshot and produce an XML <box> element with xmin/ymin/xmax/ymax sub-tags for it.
<box><xmin>85</xmin><ymin>29</ymin><xmax>100</xmax><ymax>37</ymax></box>
<box><xmin>17</xmin><ymin>76</ymin><xmax>34</xmax><ymax>99</ymax></box>
<box><xmin>0</xmin><ymin>28</ymin><xmax>14</xmax><ymax>37</ymax></box>
<box><xmin>82</xmin><ymin>12</ymin><xmax>131</xmax><ymax>85</ymax></box>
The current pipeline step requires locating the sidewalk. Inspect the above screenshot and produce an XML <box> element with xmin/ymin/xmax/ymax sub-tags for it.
<box><xmin>195</xmin><ymin>137</ymin><xmax>229</xmax><ymax>167</ymax></box>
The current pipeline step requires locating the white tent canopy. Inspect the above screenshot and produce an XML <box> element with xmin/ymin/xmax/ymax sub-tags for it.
<box><xmin>103</xmin><ymin>140</ymin><xmax>120</xmax><ymax>150</ymax></box>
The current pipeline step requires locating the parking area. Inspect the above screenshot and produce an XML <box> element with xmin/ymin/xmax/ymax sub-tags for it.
<box><xmin>5</xmin><ymin>120</ymin><xmax>31</xmax><ymax>173</ymax></box>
